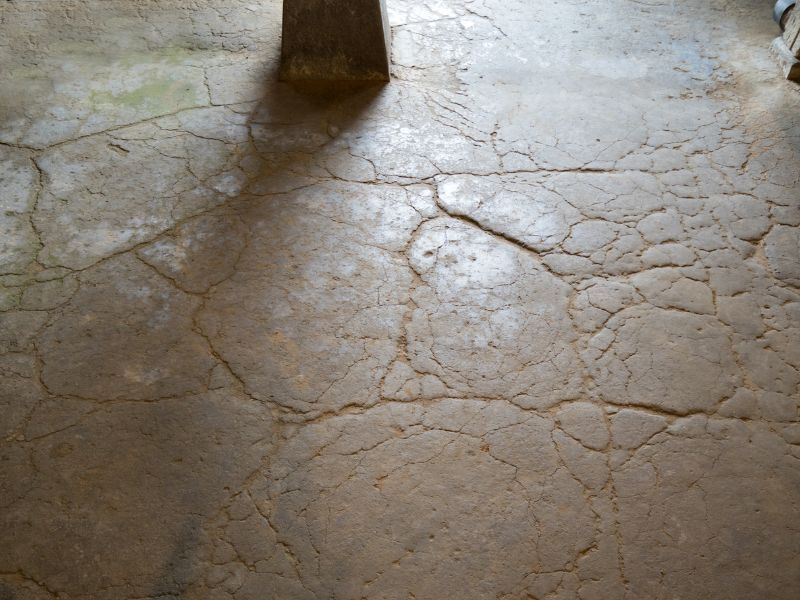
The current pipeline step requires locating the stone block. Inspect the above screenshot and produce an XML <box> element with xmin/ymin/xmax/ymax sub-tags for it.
<box><xmin>280</xmin><ymin>0</ymin><xmax>391</xmax><ymax>81</ymax></box>
<box><xmin>771</xmin><ymin>37</ymin><xmax>800</xmax><ymax>81</ymax></box>
<box><xmin>783</xmin><ymin>8</ymin><xmax>800</xmax><ymax>56</ymax></box>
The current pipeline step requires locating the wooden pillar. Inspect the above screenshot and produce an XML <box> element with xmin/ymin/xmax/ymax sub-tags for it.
<box><xmin>280</xmin><ymin>0</ymin><xmax>391</xmax><ymax>81</ymax></box>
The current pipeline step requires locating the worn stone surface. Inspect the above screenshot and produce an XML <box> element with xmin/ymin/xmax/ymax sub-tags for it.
<box><xmin>0</xmin><ymin>0</ymin><xmax>798</xmax><ymax>599</ymax></box>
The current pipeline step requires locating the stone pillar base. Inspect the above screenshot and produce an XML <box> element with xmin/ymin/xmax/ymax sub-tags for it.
<box><xmin>782</xmin><ymin>7</ymin><xmax>800</xmax><ymax>57</ymax></box>
<box><xmin>280</xmin><ymin>0</ymin><xmax>391</xmax><ymax>82</ymax></box>
<box><xmin>771</xmin><ymin>37</ymin><xmax>800</xmax><ymax>81</ymax></box>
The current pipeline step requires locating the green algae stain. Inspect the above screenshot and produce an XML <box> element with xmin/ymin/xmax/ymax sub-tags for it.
<box><xmin>116</xmin><ymin>46</ymin><xmax>195</xmax><ymax>68</ymax></box>
<box><xmin>86</xmin><ymin>47</ymin><xmax>207</xmax><ymax>114</ymax></box>
<box><xmin>90</xmin><ymin>78</ymin><xmax>201</xmax><ymax>113</ymax></box>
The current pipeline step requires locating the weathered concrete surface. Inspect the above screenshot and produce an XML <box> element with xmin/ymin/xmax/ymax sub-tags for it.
<box><xmin>0</xmin><ymin>1</ymin><xmax>799</xmax><ymax>599</ymax></box>
<box><xmin>280</xmin><ymin>0</ymin><xmax>391</xmax><ymax>80</ymax></box>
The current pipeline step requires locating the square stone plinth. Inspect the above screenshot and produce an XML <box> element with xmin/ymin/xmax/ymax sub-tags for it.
<box><xmin>772</xmin><ymin>37</ymin><xmax>800</xmax><ymax>81</ymax></box>
<box><xmin>783</xmin><ymin>8</ymin><xmax>800</xmax><ymax>57</ymax></box>
<box><xmin>280</xmin><ymin>0</ymin><xmax>391</xmax><ymax>81</ymax></box>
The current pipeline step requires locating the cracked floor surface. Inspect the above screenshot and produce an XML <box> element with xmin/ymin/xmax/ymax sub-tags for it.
<box><xmin>1</xmin><ymin>0</ymin><xmax>799</xmax><ymax>598</ymax></box>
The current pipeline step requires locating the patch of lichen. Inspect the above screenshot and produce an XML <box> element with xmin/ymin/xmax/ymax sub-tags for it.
<box><xmin>89</xmin><ymin>78</ymin><xmax>200</xmax><ymax>112</ymax></box>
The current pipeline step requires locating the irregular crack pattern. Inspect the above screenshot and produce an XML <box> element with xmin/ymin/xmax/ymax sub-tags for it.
<box><xmin>0</xmin><ymin>0</ymin><xmax>798</xmax><ymax>598</ymax></box>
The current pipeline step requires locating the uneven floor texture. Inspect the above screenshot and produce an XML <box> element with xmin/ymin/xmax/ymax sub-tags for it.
<box><xmin>1</xmin><ymin>0</ymin><xmax>799</xmax><ymax>598</ymax></box>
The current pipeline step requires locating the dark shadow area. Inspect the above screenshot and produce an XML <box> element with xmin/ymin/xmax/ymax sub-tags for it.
<box><xmin>0</xmin><ymin>4</ymin><xmax>392</xmax><ymax>595</ymax></box>
<box><xmin>136</xmin><ymin>76</ymin><xmax>391</xmax><ymax>599</ymax></box>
